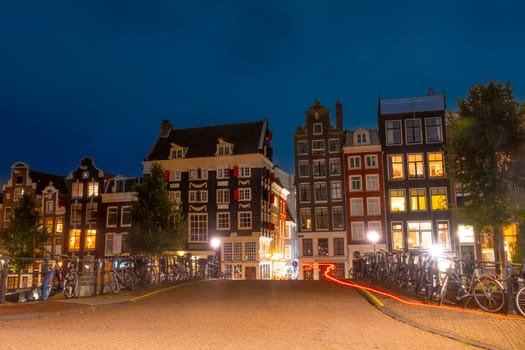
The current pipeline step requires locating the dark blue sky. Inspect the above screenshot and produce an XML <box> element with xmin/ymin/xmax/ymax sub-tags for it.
<box><xmin>2</xmin><ymin>1</ymin><xmax>524</xmax><ymax>185</ymax></box>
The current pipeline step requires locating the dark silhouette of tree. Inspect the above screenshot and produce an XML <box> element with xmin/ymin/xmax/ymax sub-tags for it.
<box><xmin>0</xmin><ymin>191</ymin><xmax>49</xmax><ymax>267</ymax></box>
<box><xmin>446</xmin><ymin>81</ymin><xmax>525</xmax><ymax>273</ymax></box>
<box><xmin>127</xmin><ymin>163</ymin><xmax>187</xmax><ymax>255</ymax></box>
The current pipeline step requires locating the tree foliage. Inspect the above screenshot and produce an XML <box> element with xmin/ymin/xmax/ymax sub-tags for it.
<box><xmin>127</xmin><ymin>163</ymin><xmax>187</xmax><ymax>255</ymax></box>
<box><xmin>0</xmin><ymin>191</ymin><xmax>49</xmax><ymax>267</ymax></box>
<box><xmin>446</xmin><ymin>81</ymin><xmax>525</xmax><ymax>266</ymax></box>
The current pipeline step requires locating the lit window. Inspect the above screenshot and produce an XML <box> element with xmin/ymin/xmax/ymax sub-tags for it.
<box><xmin>46</xmin><ymin>218</ymin><xmax>54</xmax><ymax>233</ymax></box>
<box><xmin>85</xmin><ymin>229</ymin><xmax>96</xmax><ymax>250</ymax></box>
<box><xmin>300</xmin><ymin>208</ymin><xmax>312</xmax><ymax>230</ymax></box>
<box><xmin>430</xmin><ymin>187</ymin><xmax>448</xmax><ymax>210</ymax></box>
<box><xmin>389</xmin><ymin>189</ymin><xmax>406</xmax><ymax>212</ymax></box>
<box><xmin>428</xmin><ymin>152</ymin><xmax>444</xmax><ymax>177</ymax></box>
<box><xmin>408</xmin><ymin>154</ymin><xmax>424</xmax><ymax>178</ymax></box>
<box><xmin>391</xmin><ymin>222</ymin><xmax>404</xmax><ymax>250</ymax></box>
<box><xmin>87</xmin><ymin>181</ymin><xmax>99</xmax><ymax>197</ymax></box>
<box><xmin>407</xmin><ymin>221</ymin><xmax>432</xmax><ymax>249</ymax></box>
<box><xmin>388</xmin><ymin>155</ymin><xmax>404</xmax><ymax>179</ymax></box>
<box><xmin>68</xmin><ymin>229</ymin><xmax>81</xmax><ymax>250</ymax></box>
<box><xmin>56</xmin><ymin>218</ymin><xmax>63</xmax><ymax>233</ymax></box>
<box><xmin>409</xmin><ymin>188</ymin><xmax>427</xmax><ymax>211</ymax></box>
<box><xmin>318</xmin><ymin>238</ymin><xmax>329</xmax><ymax>255</ymax></box>
<box><xmin>437</xmin><ymin>221</ymin><xmax>450</xmax><ymax>250</ymax></box>
<box><xmin>71</xmin><ymin>182</ymin><xmax>84</xmax><ymax>198</ymax></box>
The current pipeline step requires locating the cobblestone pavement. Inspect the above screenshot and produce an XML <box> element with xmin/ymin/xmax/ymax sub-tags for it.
<box><xmin>344</xmin><ymin>279</ymin><xmax>525</xmax><ymax>350</ymax></box>
<box><xmin>0</xmin><ymin>280</ymin><xmax>524</xmax><ymax>350</ymax></box>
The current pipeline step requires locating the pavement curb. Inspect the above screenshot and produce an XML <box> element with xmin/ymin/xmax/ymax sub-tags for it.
<box><xmin>357</xmin><ymin>289</ymin><xmax>503</xmax><ymax>350</ymax></box>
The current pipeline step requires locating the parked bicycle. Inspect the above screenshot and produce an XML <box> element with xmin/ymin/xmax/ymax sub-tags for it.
<box><xmin>510</xmin><ymin>259</ymin><xmax>525</xmax><ymax>316</ymax></box>
<box><xmin>439</xmin><ymin>258</ymin><xmax>505</xmax><ymax>313</ymax></box>
<box><xmin>41</xmin><ymin>255</ymin><xmax>79</xmax><ymax>301</ymax></box>
<box><xmin>106</xmin><ymin>258</ymin><xmax>136</xmax><ymax>294</ymax></box>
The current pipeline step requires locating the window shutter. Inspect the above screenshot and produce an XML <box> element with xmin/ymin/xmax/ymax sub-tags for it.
<box><xmin>234</xmin><ymin>188</ymin><xmax>239</xmax><ymax>200</ymax></box>
<box><xmin>164</xmin><ymin>170</ymin><xmax>170</xmax><ymax>181</ymax></box>
<box><xmin>234</xmin><ymin>166</ymin><xmax>239</xmax><ymax>177</ymax></box>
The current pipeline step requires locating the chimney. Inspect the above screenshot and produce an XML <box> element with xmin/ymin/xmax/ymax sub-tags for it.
<box><xmin>160</xmin><ymin>120</ymin><xmax>173</xmax><ymax>138</ymax></box>
<box><xmin>336</xmin><ymin>100</ymin><xmax>343</xmax><ymax>130</ymax></box>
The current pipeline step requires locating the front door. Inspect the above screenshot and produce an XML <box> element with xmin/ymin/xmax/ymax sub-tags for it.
<box><xmin>245</xmin><ymin>266</ymin><xmax>256</xmax><ymax>280</ymax></box>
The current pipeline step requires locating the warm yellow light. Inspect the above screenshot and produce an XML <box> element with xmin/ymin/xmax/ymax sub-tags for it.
<box><xmin>177</xmin><ymin>250</ymin><xmax>185</xmax><ymax>257</ymax></box>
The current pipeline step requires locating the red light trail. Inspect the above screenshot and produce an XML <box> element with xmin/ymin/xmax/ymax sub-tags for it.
<box><xmin>301</xmin><ymin>262</ymin><xmax>523</xmax><ymax>320</ymax></box>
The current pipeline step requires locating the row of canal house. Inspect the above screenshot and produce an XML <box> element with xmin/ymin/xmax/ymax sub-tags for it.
<box><xmin>1</xmin><ymin>92</ymin><xmax>520</xmax><ymax>281</ymax></box>
<box><xmin>0</xmin><ymin>120</ymin><xmax>297</xmax><ymax>280</ymax></box>
<box><xmin>294</xmin><ymin>92</ymin><xmax>520</xmax><ymax>280</ymax></box>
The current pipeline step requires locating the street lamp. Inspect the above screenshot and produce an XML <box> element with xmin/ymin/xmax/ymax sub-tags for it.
<box><xmin>367</xmin><ymin>231</ymin><xmax>379</xmax><ymax>255</ymax></box>
<box><xmin>210</xmin><ymin>238</ymin><xmax>221</xmax><ymax>278</ymax></box>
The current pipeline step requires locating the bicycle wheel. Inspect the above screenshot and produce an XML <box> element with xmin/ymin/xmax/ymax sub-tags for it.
<box><xmin>107</xmin><ymin>270</ymin><xmax>119</xmax><ymax>294</ymax></box>
<box><xmin>515</xmin><ymin>285</ymin><xmax>525</xmax><ymax>316</ymax></box>
<box><xmin>472</xmin><ymin>276</ymin><xmax>505</xmax><ymax>312</ymax></box>
<box><xmin>63</xmin><ymin>270</ymin><xmax>79</xmax><ymax>299</ymax></box>
<box><xmin>122</xmin><ymin>269</ymin><xmax>136</xmax><ymax>290</ymax></box>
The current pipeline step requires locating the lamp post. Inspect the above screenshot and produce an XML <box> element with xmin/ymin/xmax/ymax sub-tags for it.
<box><xmin>210</xmin><ymin>237</ymin><xmax>221</xmax><ymax>278</ymax></box>
<box><xmin>367</xmin><ymin>231</ymin><xmax>379</xmax><ymax>255</ymax></box>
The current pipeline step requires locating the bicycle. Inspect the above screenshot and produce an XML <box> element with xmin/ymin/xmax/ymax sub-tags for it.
<box><xmin>41</xmin><ymin>255</ymin><xmax>79</xmax><ymax>301</ymax></box>
<box><xmin>439</xmin><ymin>258</ymin><xmax>505</xmax><ymax>313</ymax></box>
<box><xmin>106</xmin><ymin>258</ymin><xmax>136</xmax><ymax>294</ymax></box>
<box><xmin>513</xmin><ymin>260</ymin><xmax>525</xmax><ymax>316</ymax></box>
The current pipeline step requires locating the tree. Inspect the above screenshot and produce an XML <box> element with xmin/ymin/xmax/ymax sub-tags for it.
<box><xmin>0</xmin><ymin>191</ymin><xmax>49</xmax><ymax>267</ymax></box>
<box><xmin>127</xmin><ymin>163</ymin><xmax>187</xmax><ymax>255</ymax></box>
<box><xmin>446</xmin><ymin>81</ymin><xmax>525</xmax><ymax>273</ymax></box>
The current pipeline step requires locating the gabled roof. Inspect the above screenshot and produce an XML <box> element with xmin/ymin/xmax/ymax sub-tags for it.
<box><xmin>379</xmin><ymin>94</ymin><xmax>445</xmax><ymax>115</ymax></box>
<box><xmin>146</xmin><ymin>119</ymin><xmax>270</xmax><ymax>161</ymax></box>
<box><xmin>29</xmin><ymin>170</ymin><xmax>67</xmax><ymax>194</ymax></box>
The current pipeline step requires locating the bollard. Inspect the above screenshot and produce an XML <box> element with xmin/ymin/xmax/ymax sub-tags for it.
<box><xmin>505</xmin><ymin>261</ymin><xmax>514</xmax><ymax>315</ymax></box>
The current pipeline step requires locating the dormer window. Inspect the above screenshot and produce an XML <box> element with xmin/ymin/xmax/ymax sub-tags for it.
<box><xmin>216</xmin><ymin>138</ymin><xmax>234</xmax><ymax>156</ymax></box>
<box><xmin>169</xmin><ymin>143</ymin><xmax>188</xmax><ymax>159</ymax></box>
<box><xmin>354</xmin><ymin>129</ymin><xmax>369</xmax><ymax>145</ymax></box>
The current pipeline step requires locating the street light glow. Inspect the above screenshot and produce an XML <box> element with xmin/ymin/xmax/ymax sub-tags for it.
<box><xmin>210</xmin><ymin>237</ymin><xmax>221</xmax><ymax>249</ymax></box>
<box><xmin>367</xmin><ymin>231</ymin><xmax>379</xmax><ymax>244</ymax></box>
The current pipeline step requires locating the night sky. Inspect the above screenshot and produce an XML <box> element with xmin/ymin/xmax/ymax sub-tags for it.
<box><xmin>2</xmin><ymin>1</ymin><xmax>524</xmax><ymax>186</ymax></box>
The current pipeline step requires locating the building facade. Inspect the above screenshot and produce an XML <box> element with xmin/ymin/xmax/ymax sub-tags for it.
<box><xmin>0</xmin><ymin>162</ymin><xmax>68</xmax><ymax>256</ymax></box>
<box><xmin>378</xmin><ymin>92</ymin><xmax>453</xmax><ymax>253</ymax></box>
<box><xmin>294</xmin><ymin>100</ymin><xmax>347</xmax><ymax>280</ymax></box>
<box><xmin>144</xmin><ymin>119</ymin><xmax>290</xmax><ymax>280</ymax></box>
<box><xmin>343</xmin><ymin>128</ymin><xmax>387</xmax><ymax>260</ymax></box>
